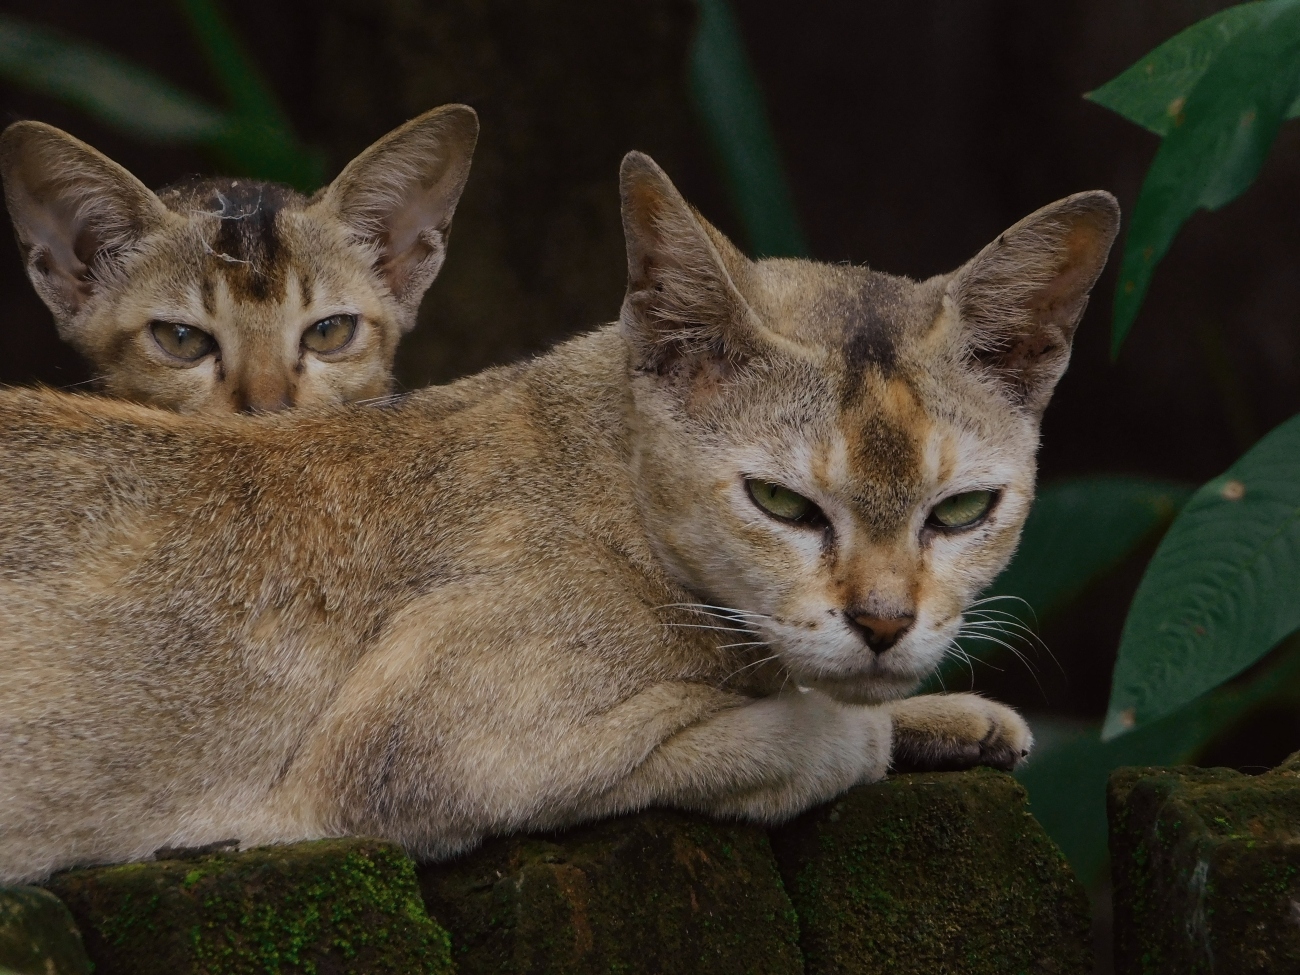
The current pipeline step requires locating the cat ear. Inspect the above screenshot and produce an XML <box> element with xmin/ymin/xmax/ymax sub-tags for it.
<box><xmin>320</xmin><ymin>104</ymin><xmax>478</xmax><ymax>325</ymax></box>
<box><xmin>619</xmin><ymin>151</ymin><xmax>759</xmax><ymax>374</ymax></box>
<box><xmin>0</xmin><ymin>121</ymin><xmax>168</xmax><ymax>328</ymax></box>
<box><xmin>947</xmin><ymin>190</ymin><xmax>1119</xmax><ymax>412</ymax></box>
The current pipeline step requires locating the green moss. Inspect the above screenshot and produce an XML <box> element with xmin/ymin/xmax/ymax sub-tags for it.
<box><xmin>1109</xmin><ymin>754</ymin><xmax>1300</xmax><ymax>974</ymax></box>
<box><xmin>418</xmin><ymin>809</ymin><xmax>803</xmax><ymax>974</ymax></box>
<box><xmin>44</xmin><ymin>838</ymin><xmax>452</xmax><ymax>975</ymax></box>
<box><xmin>770</xmin><ymin>768</ymin><xmax>1092</xmax><ymax>975</ymax></box>
<box><xmin>0</xmin><ymin>885</ymin><xmax>93</xmax><ymax>975</ymax></box>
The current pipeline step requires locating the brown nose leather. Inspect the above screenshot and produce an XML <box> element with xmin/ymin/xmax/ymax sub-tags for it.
<box><xmin>846</xmin><ymin>611</ymin><xmax>916</xmax><ymax>652</ymax></box>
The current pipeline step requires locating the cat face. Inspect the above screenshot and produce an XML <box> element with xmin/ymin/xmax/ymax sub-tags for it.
<box><xmin>0</xmin><ymin>106</ymin><xmax>478</xmax><ymax>412</ymax></box>
<box><xmin>619</xmin><ymin>155</ymin><xmax>1118</xmax><ymax>703</ymax></box>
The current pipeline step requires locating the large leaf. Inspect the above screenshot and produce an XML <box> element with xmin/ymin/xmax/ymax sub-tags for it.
<box><xmin>689</xmin><ymin>0</ymin><xmax>808</xmax><ymax>258</ymax></box>
<box><xmin>933</xmin><ymin>478</ymin><xmax>1190</xmax><ymax>686</ymax></box>
<box><xmin>1104</xmin><ymin>413</ymin><xmax>1300</xmax><ymax>739</ymax></box>
<box><xmin>0</xmin><ymin>13</ymin><xmax>225</xmax><ymax>141</ymax></box>
<box><xmin>1106</xmin><ymin>0</ymin><xmax>1300</xmax><ymax>355</ymax></box>
<box><xmin>1087</xmin><ymin>1</ymin><xmax>1300</xmax><ymax>138</ymax></box>
<box><xmin>1021</xmin><ymin>640</ymin><xmax>1300</xmax><ymax>887</ymax></box>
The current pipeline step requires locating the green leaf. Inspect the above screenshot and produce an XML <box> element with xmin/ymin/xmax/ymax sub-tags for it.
<box><xmin>0</xmin><ymin>13</ymin><xmax>226</xmax><ymax>142</ymax></box>
<box><xmin>1104</xmin><ymin>413</ymin><xmax>1300</xmax><ymax>739</ymax></box>
<box><xmin>689</xmin><ymin>0</ymin><xmax>808</xmax><ymax>258</ymax></box>
<box><xmin>1087</xmin><ymin>1</ymin><xmax>1300</xmax><ymax>138</ymax></box>
<box><xmin>1021</xmin><ymin>639</ymin><xmax>1300</xmax><ymax>886</ymax></box>
<box><xmin>1108</xmin><ymin>0</ymin><xmax>1300</xmax><ymax>355</ymax></box>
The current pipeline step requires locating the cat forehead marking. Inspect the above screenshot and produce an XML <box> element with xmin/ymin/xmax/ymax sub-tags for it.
<box><xmin>160</xmin><ymin>178</ymin><xmax>303</xmax><ymax>304</ymax></box>
<box><xmin>827</xmin><ymin>374</ymin><xmax>929</xmax><ymax>538</ymax></box>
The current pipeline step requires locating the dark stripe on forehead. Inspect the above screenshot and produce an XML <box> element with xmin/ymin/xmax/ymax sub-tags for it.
<box><xmin>211</xmin><ymin>191</ymin><xmax>286</xmax><ymax>302</ymax></box>
<box><xmin>160</xmin><ymin>178</ymin><xmax>301</xmax><ymax>304</ymax></box>
<box><xmin>823</xmin><ymin>277</ymin><xmax>910</xmax><ymax>404</ymax></box>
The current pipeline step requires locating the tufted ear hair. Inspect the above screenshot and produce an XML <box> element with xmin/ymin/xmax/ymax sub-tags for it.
<box><xmin>0</xmin><ymin>121</ymin><xmax>168</xmax><ymax>331</ymax></box>
<box><xmin>319</xmin><ymin>104</ymin><xmax>478</xmax><ymax>328</ymax></box>
<box><xmin>618</xmin><ymin>151</ymin><xmax>761</xmax><ymax>375</ymax></box>
<box><xmin>948</xmin><ymin>190</ymin><xmax>1120</xmax><ymax>413</ymax></box>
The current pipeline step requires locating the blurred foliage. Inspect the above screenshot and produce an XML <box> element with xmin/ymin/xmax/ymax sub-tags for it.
<box><xmin>1089</xmin><ymin>0</ymin><xmax>1300</xmax><ymax>355</ymax></box>
<box><xmin>0</xmin><ymin>2</ymin><xmax>323</xmax><ymax>190</ymax></box>
<box><xmin>689</xmin><ymin>0</ymin><xmax>808</xmax><ymax>257</ymax></box>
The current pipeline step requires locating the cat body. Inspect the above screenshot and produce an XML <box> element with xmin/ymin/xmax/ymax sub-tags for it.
<box><xmin>0</xmin><ymin>155</ymin><xmax>1118</xmax><ymax>882</ymax></box>
<box><xmin>0</xmin><ymin>106</ymin><xmax>478</xmax><ymax>411</ymax></box>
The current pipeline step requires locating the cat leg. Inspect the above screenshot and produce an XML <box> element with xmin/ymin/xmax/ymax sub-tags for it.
<box><xmin>885</xmin><ymin>692</ymin><xmax>1032</xmax><ymax>773</ymax></box>
<box><xmin>607</xmin><ymin>687</ymin><xmax>893</xmax><ymax>823</ymax></box>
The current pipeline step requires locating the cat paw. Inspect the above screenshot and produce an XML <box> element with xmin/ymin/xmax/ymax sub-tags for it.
<box><xmin>886</xmin><ymin>693</ymin><xmax>1032</xmax><ymax>773</ymax></box>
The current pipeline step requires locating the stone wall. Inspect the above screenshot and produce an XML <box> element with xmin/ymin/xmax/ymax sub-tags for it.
<box><xmin>3</xmin><ymin>769</ymin><xmax>1093</xmax><ymax>975</ymax></box>
<box><xmin>1108</xmin><ymin>751</ymin><xmax>1300</xmax><ymax>974</ymax></box>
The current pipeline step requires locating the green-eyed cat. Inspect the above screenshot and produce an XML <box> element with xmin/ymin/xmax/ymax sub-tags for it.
<box><xmin>0</xmin><ymin>152</ymin><xmax>1118</xmax><ymax>882</ymax></box>
<box><xmin>0</xmin><ymin>105</ymin><xmax>477</xmax><ymax>412</ymax></box>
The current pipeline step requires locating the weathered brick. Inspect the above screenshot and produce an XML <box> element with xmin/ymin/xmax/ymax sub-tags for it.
<box><xmin>418</xmin><ymin>808</ymin><xmax>804</xmax><ymax>974</ymax></box>
<box><xmin>771</xmin><ymin>768</ymin><xmax>1093</xmax><ymax>975</ymax></box>
<box><xmin>1109</xmin><ymin>752</ymin><xmax>1300</xmax><ymax>974</ymax></box>
<box><xmin>44</xmin><ymin>837</ymin><xmax>453</xmax><ymax>975</ymax></box>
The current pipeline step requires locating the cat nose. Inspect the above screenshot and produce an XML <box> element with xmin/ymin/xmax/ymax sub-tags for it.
<box><xmin>236</xmin><ymin>385</ymin><xmax>294</xmax><ymax>413</ymax></box>
<box><xmin>845</xmin><ymin>611</ymin><xmax>916</xmax><ymax>652</ymax></box>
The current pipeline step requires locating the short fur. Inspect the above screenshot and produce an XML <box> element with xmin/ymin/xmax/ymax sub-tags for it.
<box><xmin>0</xmin><ymin>106</ymin><xmax>478</xmax><ymax>412</ymax></box>
<box><xmin>0</xmin><ymin>154</ymin><xmax>1118</xmax><ymax>882</ymax></box>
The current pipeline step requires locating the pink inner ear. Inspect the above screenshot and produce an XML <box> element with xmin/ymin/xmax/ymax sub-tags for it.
<box><xmin>1029</xmin><ymin>225</ymin><xmax>1109</xmax><ymax>329</ymax></box>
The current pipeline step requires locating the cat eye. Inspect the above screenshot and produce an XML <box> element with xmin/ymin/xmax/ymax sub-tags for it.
<box><xmin>302</xmin><ymin>314</ymin><xmax>358</xmax><ymax>355</ymax></box>
<box><xmin>746</xmin><ymin>478</ymin><xmax>827</xmax><ymax>527</ymax></box>
<box><xmin>927</xmin><ymin>490</ymin><xmax>997</xmax><ymax>531</ymax></box>
<box><xmin>150</xmin><ymin>321</ymin><xmax>216</xmax><ymax>363</ymax></box>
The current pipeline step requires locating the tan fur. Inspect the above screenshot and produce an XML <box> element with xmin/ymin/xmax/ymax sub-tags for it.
<box><xmin>0</xmin><ymin>106</ymin><xmax>478</xmax><ymax>412</ymax></box>
<box><xmin>0</xmin><ymin>153</ymin><xmax>1118</xmax><ymax>882</ymax></box>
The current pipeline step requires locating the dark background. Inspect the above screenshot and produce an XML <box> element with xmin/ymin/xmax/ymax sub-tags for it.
<box><xmin>2</xmin><ymin>0</ymin><xmax>1298</xmax><ymax>735</ymax></box>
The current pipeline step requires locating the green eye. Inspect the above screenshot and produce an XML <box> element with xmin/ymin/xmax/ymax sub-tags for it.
<box><xmin>746</xmin><ymin>478</ymin><xmax>825</xmax><ymax>525</ymax></box>
<box><xmin>928</xmin><ymin>490</ymin><xmax>996</xmax><ymax>530</ymax></box>
<box><xmin>302</xmin><ymin>314</ymin><xmax>358</xmax><ymax>354</ymax></box>
<box><xmin>150</xmin><ymin>321</ymin><xmax>216</xmax><ymax>362</ymax></box>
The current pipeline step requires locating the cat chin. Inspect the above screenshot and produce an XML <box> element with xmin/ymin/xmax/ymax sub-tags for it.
<box><xmin>800</xmin><ymin>674</ymin><xmax>921</xmax><ymax>706</ymax></box>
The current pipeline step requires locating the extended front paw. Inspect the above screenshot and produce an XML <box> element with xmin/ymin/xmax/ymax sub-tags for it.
<box><xmin>886</xmin><ymin>693</ymin><xmax>1032</xmax><ymax>774</ymax></box>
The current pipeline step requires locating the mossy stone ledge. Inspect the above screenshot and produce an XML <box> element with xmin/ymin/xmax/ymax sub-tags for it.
<box><xmin>770</xmin><ymin>768</ymin><xmax>1093</xmax><ymax>975</ymax></box>
<box><xmin>0</xmin><ymin>884</ymin><xmax>93</xmax><ymax>975</ymax></box>
<box><xmin>43</xmin><ymin>837</ymin><xmax>453</xmax><ymax>975</ymax></box>
<box><xmin>1109</xmin><ymin>751</ymin><xmax>1300</xmax><ymax>974</ymax></box>
<box><xmin>417</xmin><ymin>808</ymin><xmax>804</xmax><ymax>974</ymax></box>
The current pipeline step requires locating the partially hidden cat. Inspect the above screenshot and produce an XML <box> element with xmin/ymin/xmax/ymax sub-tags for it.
<box><xmin>0</xmin><ymin>105</ymin><xmax>478</xmax><ymax>412</ymax></box>
<box><xmin>0</xmin><ymin>153</ymin><xmax>1119</xmax><ymax>883</ymax></box>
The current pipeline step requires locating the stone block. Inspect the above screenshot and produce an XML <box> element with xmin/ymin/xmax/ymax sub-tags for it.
<box><xmin>1109</xmin><ymin>753</ymin><xmax>1300</xmax><ymax>974</ymax></box>
<box><xmin>771</xmin><ymin>768</ymin><xmax>1093</xmax><ymax>975</ymax></box>
<box><xmin>0</xmin><ymin>885</ymin><xmax>92</xmax><ymax>975</ymax></box>
<box><xmin>417</xmin><ymin>808</ymin><xmax>804</xmax><ymax>974</ymax></box>
<box><xmin>44</xmin><ymin>837</ymin><xmax>453</xmax><ymax>975</ymax></box>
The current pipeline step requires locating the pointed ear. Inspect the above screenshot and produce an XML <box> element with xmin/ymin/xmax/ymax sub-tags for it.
<box><xmin>0</xmin><ymin>121</ymin><xmax>167</xmax><ymax>328</ymax></box>
<box><xmin>619</xmin><ymin>151</ymin><xmax>758</xmax><ymax>374</ymax></box>
<box><xmin>948</xmin><ymin>190</ymin><xmax>1120</xmax><ymax>412</ymax></box>
<box><xmin>319</xmin><ymin>104</ymin><xmax>478</xmax><ymax>325</ymax></box>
